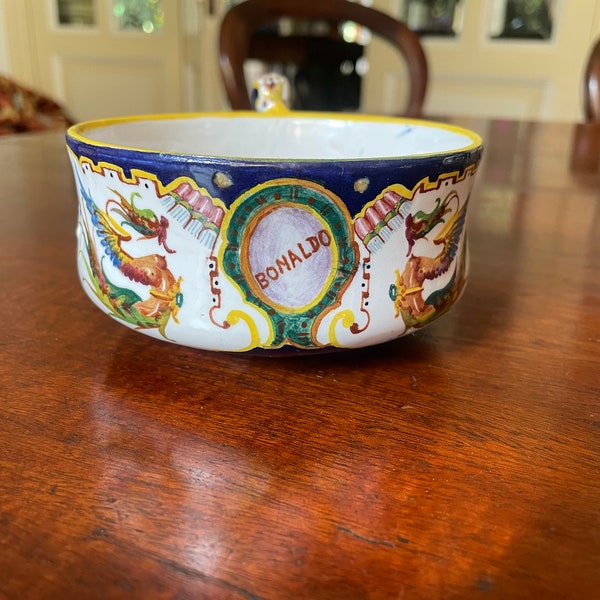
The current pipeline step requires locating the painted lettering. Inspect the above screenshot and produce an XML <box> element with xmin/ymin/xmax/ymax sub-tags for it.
<box><xmin>288</xmin><ymin>249</ymin><xmax>302</xmax><ymax>269</ymax></box>
<box><xmin>275</xmin><ymin>254</ymin><xmax>291</xmax><ymax>273</ymax></box>
<box><xmin>256</xmin><ymin>272</ymin><xmax>269</xmax><ymax>289</ymax></box>
<box><xmin>306</xmin><ymin>236</ymin><xmax>320</xmax><ymax>252</ymax></box>
<box><xmin>266</xmin><ymin>266</ymin><xmax>279</xmax><ymax>281</ymax></box>
<box><xmin>318</xmin><ymin>230</ymin><xmax>332</xmax><ymax>247</ymax></box>
<box><xmin>298</xmin><ymin>242</ymin><xmax>312</xmax><ymax>259</ymax></box>
<box><xmin>253</xmin><ymin>228</ymin><xmax>332</xmax><ymax>291</ymax></box>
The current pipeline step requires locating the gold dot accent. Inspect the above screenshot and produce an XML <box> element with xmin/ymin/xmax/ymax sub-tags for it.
<box><xmin>213</xmin><ymin>172</ymin><xmax>233</xmax><ymax>188</ymax></box>
<box><xmin>354</xmin><ymin>177</ymin><xmax>369</xmax><ymax>193</ymax></box>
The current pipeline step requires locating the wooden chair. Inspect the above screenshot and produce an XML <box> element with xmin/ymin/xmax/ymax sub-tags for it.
<box><xmin>571</xmin><ymin>37</ymin><xmax>600</xmax><ymax>175</ymax></box>
<box><xmin>584</xmin><ymin>37</ymin><xmax>600</xmax><ymax>121</ymax></box>
<box><xmin>219</xmin><ymin>0</ymin><xmax>428</xmax><ymax>117</ymax></box>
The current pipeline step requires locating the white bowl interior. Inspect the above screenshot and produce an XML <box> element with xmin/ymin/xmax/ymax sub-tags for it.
<box><xmin>80</xmin><ymin>115</ymin><xmax>479</xmax><ymax>161</ymax></box>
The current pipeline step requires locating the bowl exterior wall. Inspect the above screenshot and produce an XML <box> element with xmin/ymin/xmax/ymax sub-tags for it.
<box><xmin>67</xmin><ymin>137</ymin><xmax>482</xmax><ymax>353</ymax></box>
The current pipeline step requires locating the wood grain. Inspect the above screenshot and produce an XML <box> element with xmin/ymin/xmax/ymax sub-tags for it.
<box><xmin>0</xmin><ymin>121</ymin><xmax>599</xmax><ymax>599</ymax></box>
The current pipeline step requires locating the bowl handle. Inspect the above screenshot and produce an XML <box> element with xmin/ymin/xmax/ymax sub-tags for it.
<box><xmin>251</xmin><ymin>73</ymin><xmax>292</xmax><ymax>114</ymax></box>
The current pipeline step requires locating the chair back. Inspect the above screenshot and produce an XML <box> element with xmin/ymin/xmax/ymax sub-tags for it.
<box><xmin>584</xmin><ymin>37</ymin><xmax>600</xmax><ymax>121</ymax></box>
<box><xmin>219</xmin><ymin>0</ymin><xmax>427</xmax><ymax>116</ymax></box>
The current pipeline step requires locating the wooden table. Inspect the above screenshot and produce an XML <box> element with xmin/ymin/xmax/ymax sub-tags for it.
<box><xmin>1</xmin><ymin>118</ymin><xmax>599</xmax><ymax>599</ymax></box>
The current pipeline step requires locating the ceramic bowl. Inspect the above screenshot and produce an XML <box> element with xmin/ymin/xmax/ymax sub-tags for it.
<box><xmin>66</xmin><ymin>101</ymin><xmax>482</xmax><ymax>354</ymax></box>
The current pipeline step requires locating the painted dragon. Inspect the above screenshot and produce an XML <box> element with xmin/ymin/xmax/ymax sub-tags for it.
<box><xmin>390</xmin><ymin>190</ymin><xmax>468</xmax><ymax>328</ymax></box>
<box><xmin>78</xmin><ymin>178</ymin><xmax>182</xmax><ymax>338</ymax></box>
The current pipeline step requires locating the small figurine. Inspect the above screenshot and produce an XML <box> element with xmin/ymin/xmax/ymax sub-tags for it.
<box><xmin>251</xmin><ymin>73</ymin><xmax>291</xmax><ymax>113</ymax></box>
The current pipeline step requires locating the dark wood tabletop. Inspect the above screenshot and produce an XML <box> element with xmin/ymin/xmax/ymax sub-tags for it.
<box><xmin>1</xmin><ymin>118</ymin><xmax>599</xmax><ymax>600</ymax></box>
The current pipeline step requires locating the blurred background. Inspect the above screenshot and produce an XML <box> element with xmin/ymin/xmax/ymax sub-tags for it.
<box><xmin>0</xmin><ymin>0</ymin><xmax>597</xmax><ymax>123</ymax></box>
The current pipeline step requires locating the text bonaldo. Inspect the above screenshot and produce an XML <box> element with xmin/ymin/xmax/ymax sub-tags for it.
<box><xmin>254</xmin><ymin>229</ymin><xmax>332</xmax><ymax>290</ymax></box>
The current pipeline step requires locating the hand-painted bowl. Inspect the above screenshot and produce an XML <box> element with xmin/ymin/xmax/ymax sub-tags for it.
<box><xmin>66</xmin><ymin>109</ymin><xmax>483</xmax><ymax>354</ymax></box>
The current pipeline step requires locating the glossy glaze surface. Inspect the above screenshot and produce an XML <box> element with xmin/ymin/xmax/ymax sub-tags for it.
<box><xmin>66</xmin><ymin>115</ymin><xmax>483</xmax><ymax>353</ymax></box>
<box><xmin>1</xmin><ymin>118</ymin><xmax>599</xmax><ymax>599</ymax></box>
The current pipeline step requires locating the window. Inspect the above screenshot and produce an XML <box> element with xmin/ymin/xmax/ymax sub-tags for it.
<box><xmin>112</xmin><ymin>0</ymin><xmax>164</xmax><ymax>33</ymax></box>
<box><xmin>490</xmin><ymin>0</ymin><xmax>554</xmax><ymax>40</ymax></box>
<box><xmin>56</xmin><ymin>0</ymin><xmax>95</xmax><ymax>27</ymax></box>
<box><xmin>402</xmin><ymin>0</ymin><xmax>462</xmax><ymax>37</ymax></box>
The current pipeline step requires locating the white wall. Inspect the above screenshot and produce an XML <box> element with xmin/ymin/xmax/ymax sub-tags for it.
<box><xmin>0</xmin><ymin>0</ymin><xmax>11</xmax><ymax>74</ymax></box>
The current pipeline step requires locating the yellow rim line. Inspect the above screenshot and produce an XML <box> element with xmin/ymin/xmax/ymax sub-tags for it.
<box><xmin>67</xmin><ymin>111</ymin><xmax>483</xmax><ymax>159</ymax></box>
